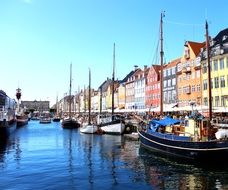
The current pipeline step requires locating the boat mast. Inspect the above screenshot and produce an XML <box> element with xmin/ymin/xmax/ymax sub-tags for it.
<box><xmin>205</xmin><ymin>21</ymin><xmax>212</xmax><ymax>121</ymax></box>
<box><xmin>111</xmin><ymin>43</ymin><xmax>115</xmax><ymax>119</ymax></box>
<box><xmin>69</xmin><ymin>63</ymin><xmax>72</xmax><ymax>118</ymax></box>
<box><xmin>160</xmin><ymin>12</ymin><xmax>164</xmax><ymax>115</ymax></box>
<box><xmin>88</xmin><ymin>68</ymin><xmax>91</xmax><ymax>125</ymax></box>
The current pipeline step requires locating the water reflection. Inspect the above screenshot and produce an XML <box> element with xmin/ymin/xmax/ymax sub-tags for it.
<box><xmin>138</xmin><ymin>145</ymin><xmax>228</xmax><ymax>189</ymax></box>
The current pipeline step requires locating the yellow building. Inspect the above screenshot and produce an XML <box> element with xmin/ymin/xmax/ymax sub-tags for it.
<box><xmin>201</xmin><ymin>28</ymin><xmax>228</xmax><ymax>112</ymax></box>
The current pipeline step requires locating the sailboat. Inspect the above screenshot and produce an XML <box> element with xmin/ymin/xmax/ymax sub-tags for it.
<box><xmin>137</xmin><ymin>13</ymin><xmax>228</xmax><ymax>161</ymax></box>
<box><xmin>80</xmin><ymin>68</ymin><xmax>98</xmax><ymax>134</ymax></box>
<box><xmin>97</xmin><ymin>43</ymin><xmax>125</xmax><ymax>135</ymax></box>
<box><xmin>62</xmin><ymin>63</ymin><xmax>80</xmax><ymax>129</ymax></box>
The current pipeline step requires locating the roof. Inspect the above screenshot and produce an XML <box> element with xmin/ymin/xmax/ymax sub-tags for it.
<box><xmin>187</xmin><ymin>41</ymin><xmax>205</xmax><ymax>56</ymax></box>
<box><xmin>165</xmin><ymin>57</ymin><xmax>181</xmax><ymax>68</ymax></box>
<box><xmin>212</xmin><ymin>28</ymin><xmax>228</xmax><ymax>47</ymax></box>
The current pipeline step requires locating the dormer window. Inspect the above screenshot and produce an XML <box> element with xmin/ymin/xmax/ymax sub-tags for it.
<box><xmin>223</xmin><ymin>35</ymin><xmax>228</xmax><ymax>41</ymax></box>
<box><xmin>184</xmin><ymin>45</ymin><xmax>190</xmax><ymax>59</ymax></box>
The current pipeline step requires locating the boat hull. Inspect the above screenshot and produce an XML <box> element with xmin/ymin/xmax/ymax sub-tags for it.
<box><xmin>80</xmin><ymin>124</ymin><xmax>98</xmax><ymax>134</ymax></box>
<box><xmin>100</xmin><ymin>121</ymin><xmax>125</xmax><ymax>135</ymax></box>
<box><xmin>0</xmin><ymin>120</ymin><xmax>17</xmax><ymax>138</ymax></box>
<box><xmin>62</xmin><ymin>118</ymin><xmax>80</xmax><ymax>129</ymax></box>
<box><xmin>16</xmin><ymin>115</ymin><xmax>28</xmax><ymax>127</ymax></box>
<box><xmin>138</xmin><ymin>129</ymin><xmax>228</xmax><ymax>161</ymax></box>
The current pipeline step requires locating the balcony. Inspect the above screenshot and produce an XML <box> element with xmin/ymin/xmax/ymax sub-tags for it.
<box><xmin>182</xmin><ymin>66</ymin><xmax>191</xmax><ymax>73</ymax></box>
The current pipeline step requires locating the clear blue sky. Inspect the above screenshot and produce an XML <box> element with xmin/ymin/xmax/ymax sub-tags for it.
<box><xmin>0</xmin><ymin>0</ymin><xmax>227</xmax><ymax>106</ymax></box>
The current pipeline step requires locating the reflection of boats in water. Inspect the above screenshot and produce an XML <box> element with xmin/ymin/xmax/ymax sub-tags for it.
<box><xmin>0</xmin><ymin>90</ymin><xmax>17</xmax><ymax>138</ymax></box>
<box><xmin>138</xmin><ymin>145</ymin><xmax>228</xmax><ymax>189</ymax></box>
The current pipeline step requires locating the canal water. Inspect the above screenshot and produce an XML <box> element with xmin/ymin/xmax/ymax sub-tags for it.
<box><xmin>0</xmin><ymin>120</ymin><xmax>228</xmax><ymax>190</ymax></box>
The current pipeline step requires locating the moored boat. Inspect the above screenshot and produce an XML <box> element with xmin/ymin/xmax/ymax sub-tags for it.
<box><xmin>0</xmin><ymin>90</ymin><xmax>17</xmax><ymax>138</ymax></box>
<box><xmin>15</xmin><ymin>88</ymin><xmax>28</xmax><ymax>127</ymax></box>
<box><xmin>62</xmin><ymin>63</ymin><xmax>80</xmax><ymax>129</ymax></box>
<box><xmin>138</xmin><ymin>14</ymin><xmax>228</xmax><ymax>162</ymax></box>
<box><xmin>98</xmin><ymin>44</ymin><xmax>125</xmax><ymax>135</ymax></box>
<box><xmin>80</xmin><ymin>68</ymin><xmax>98</xmax><ymax>134</ymax></box>
<box><xmin>39</xmin><ymin>111</ymin><xmax>52</xmax><ymax>124</ymax></box>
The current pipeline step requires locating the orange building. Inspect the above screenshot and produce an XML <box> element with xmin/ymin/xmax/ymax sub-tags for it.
<box><xmin>176</xmin><ymin>41</ymin><xmax>205</xmax><ymax>109</ymax></box>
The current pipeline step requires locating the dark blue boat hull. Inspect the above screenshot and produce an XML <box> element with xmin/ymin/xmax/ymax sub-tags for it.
<box><xmin>138</xmin><ymin>130</ymin><xmax>228</xmax><ymax>161</ymax></box>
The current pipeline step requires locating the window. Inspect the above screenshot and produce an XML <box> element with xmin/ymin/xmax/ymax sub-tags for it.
<box><xmin>214</xmin><ymin>60</ymin><xmax>218</xmax><ymax>71</ymax></box>
<box><xmin>215</xmin><ymin>96</ymin><xmax>219</xmax><ymax>107</ymax></box>
<box><xmin>172</xmin><ymin>67</ymin><xmax>176</xmax><ymax>75</ymax></box>
<box><xmin>202</xmin><ymin>63</ymin><xmax>207</xmax><ymax>74</ymax></box>
<box><xmin>197</xmin><ymin>84</ymin><xmax>201</xmax><ymax>92</ymax></box>
<box><xmin>168</xmin><ymin>79</ymin><xmax>171</xmax><ymax>87</ymax></box>
<box><xmin>220</xmin><ymin>58</ymin><xmax>224</xmax><ymax>70</ymax></box>
<box><xmin>221</xmin><ymin>96</ymin><xmax>226</xmax><ymax>107</ymax></box>
<box><xmin>164</xmin><ymin>80</ymin><xmax>167</xmax><ymax>88</ymax></box>
<box><xmin>220</xmin><ymin>76</ymin><xmax>225</xmax><ymax>88</ymax></box>
<box><xmin>196</xmin><ymin>70</ymin><xmax>200</xmax><ymax>78</ymax></box>
<box><xmin>226</xmin><ymin>57</ymin><xmax>228</xmax><ymax>68</ymax></box>
<box><xmin>167</xmin><ymin>69</ymin><xmax>171</xmax><ymax>76</ymax></box>
<box><xmin>204</xmin><ymin>97</ymin><xmax>208</xmax><ymax>106</ymax></box>
<box><xmin>203</xmin><ymin>79</ymin><xmax>207</xmax><ymax>90</ymax></box>
<box><xmin>172</xmin><ymin>78</ymin><xmax>176</xmax><ymax>86</ymax></box>
<box><xmin>192</xmin><ymin>85</ymin><xmax>195</xmax><ymax>92</ymax></box>
<box><xmin>186</xmin><ymin>73</ymin><xmax>191</xmax><ymax>80</ymax></box>
<box><xmin>214</xmin><ymin>77</ymin><xmax>219</xmax><ymax>88</ymax></box>
<box><xmin>192</xmin><ymin>72</ymin><xmax>195</xmax><ymax>79</ymax></box>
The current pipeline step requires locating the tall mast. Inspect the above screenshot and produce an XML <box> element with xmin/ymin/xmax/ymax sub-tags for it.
<box><xmin>69</xmin><ymin>63</ymin><xmax>72</xmax><ymax>118</ymax></box>
<box><xmin>160</xmin><ymin>12</ymin><xmax>164</xmax><ymax>115</ymax></box>
<box><xmin>205</xmin><ymin>21</ymin><xmax>212</xmax><ymax>121</ymax></box>
<box><xmin>111</xmin><ymin>43</ymin><xmax>115</xmax><ymax>118</ymax></box>
<box><xmin>88</xmin><ymin>68</ymin><xmax>91</xmax><ymax>124</ymax></box>
<box><xmin>99</xmin><ymin>87</ymin><xmax>102</xmax><ymax>114</ymax></box>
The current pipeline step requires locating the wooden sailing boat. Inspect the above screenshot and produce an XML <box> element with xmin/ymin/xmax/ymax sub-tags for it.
<box><xmin>62</xmin><ymin>63</ymin><xmax>80</xmax><ymax>129</ymax></box>
<box><xmin>97</xmin><ymin>43</ymin><xmax>125</xmax><ymax>135</ymax></box>
<box><xmin>138</xmin><ymin>13</ymin><xmax>228</xmax><ymax>161</ymax></box>
<box><xmin>80</xmin><ymin>68</ymin><xmax>98</xmax><ymax>134</ymax></box>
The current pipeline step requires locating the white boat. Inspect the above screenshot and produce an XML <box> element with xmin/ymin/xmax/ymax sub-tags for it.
<box><xmin>98</xmin><ymin>44</ymin><xmax>125</xmax><ymax>135</ymax></box>
<box><xmin>39</xmin><ymin>111</ymin><xmax>51</xmax><ymax>124</ymax></box>
<box><xmin>97</xmin><ymin>114</ymin><xmax>125</xmax><ymax>135</ymax></box>
<box><xmin>80</xmin><ymin>69</ymin><xmax>98</xmax><ymax>134</ymax></box>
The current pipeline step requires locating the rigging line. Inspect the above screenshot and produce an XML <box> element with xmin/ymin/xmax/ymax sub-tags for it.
<box><xmin>151</xmin><ymin>27</ymin><xmax>160</xmax><ymax>66</ymax></box>
<box><xmin>164</xmin><ymin>20</ymin><xmax>204</xmax><ymax>27</ymax></box>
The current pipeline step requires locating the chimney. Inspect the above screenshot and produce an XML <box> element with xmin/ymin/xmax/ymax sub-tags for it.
<box><xmin>134</xmin><ymin>65</ymin><xmax>138</xmax><ymax>71</ymax></box>
<box><xmin>144</xmin><ymin>65</ymin><xmax>147</xmax><ymax>71</ymax></box>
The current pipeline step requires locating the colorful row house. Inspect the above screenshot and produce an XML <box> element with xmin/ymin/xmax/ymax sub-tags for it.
<box><xmin>58</xmin><ymin>28</ymin><xmax>228</xmax><ymax>114</ymax></box>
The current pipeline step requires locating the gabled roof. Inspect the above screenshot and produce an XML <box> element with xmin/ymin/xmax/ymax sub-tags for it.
<box><xmin>213</xmin><ymin>28</ymin><xmax>228</xmax><ymax>46</ymax></box>
<box><xmin>121</xmin><ymin>70</ymin><xmax>135</xmax><ymax>83</ymax></box>
<box><xmin>165</xmin><ymin>57</ymin><xmax>181</xmax><ymax>68</ymax></box>
<box><xmin>151</xmin><ymin>65</ymin><xmax>161</xmax><ymax>75</ymax></box>
<box><xmin>187</xmin><ymin>41</ymin><xmax>205</xmax><ymax>56</ymax></box>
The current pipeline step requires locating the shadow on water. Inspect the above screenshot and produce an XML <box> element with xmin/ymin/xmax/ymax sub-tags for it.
<box><xmin>138</xmin><ymin>145</ymin><xmax>228</xmax><ymax>189</ymax></box>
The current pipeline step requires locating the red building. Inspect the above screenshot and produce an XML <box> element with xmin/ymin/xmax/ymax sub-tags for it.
<box><xmin>145</xmin><ymin>65</ymin><xmax>161</xmax><ymax>110</ymax></box>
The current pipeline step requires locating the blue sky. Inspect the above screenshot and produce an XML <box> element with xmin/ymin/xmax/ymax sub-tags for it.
<box><xmin>0</xmin><ymin>0</ymin><xmax>227</xmax><ymax>106</ymax></box>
